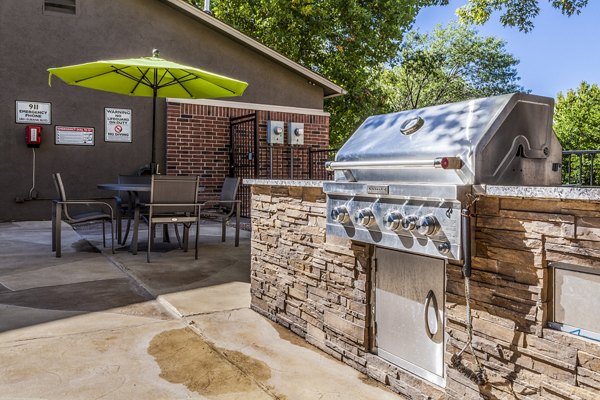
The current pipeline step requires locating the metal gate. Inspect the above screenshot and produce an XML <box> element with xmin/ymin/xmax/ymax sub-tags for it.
<box><xmin>229</xmin><ymin>112</ymin><xmax>258</xmax><ymax>217</ymax></box>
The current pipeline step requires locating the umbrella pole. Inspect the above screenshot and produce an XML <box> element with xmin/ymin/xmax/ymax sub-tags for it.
<box><xmin>151</xmin><ymin>93</ymin><xmax>157</xmax><ymax>174</ymax></box>
<box><xmin>151</xmin><ymin>68</ymin><xmax>158</xmax><ymax>174</ymax></box>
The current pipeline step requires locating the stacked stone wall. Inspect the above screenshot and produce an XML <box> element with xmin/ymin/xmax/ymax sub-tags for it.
<box><xmin>250</xmin><ymin>185</ymin><xmax>600</xmax><ymax>399</ymax></box>
<box><xmin>445</xmin><ymin>196</ymin><xmax>600</xmax><ymax>399</ymax></box>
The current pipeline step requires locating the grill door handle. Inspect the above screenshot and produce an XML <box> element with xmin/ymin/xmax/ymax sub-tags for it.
<box><xmin>423</xmin><ymin>289</ymin><xmax>439</xmax><ymax>339</ymax></box>
<box><xmin>325</xmin><ymin>157</ymin><xmax>462</xmax><ymax>171</ymax></box>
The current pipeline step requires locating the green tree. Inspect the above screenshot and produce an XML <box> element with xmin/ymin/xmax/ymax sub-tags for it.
<box><xmin>187</xmin><ymin>0</ymin><xmax>447</xmax><ymax>145</ymax></box>
<box><xmin>371</xmin><ymin>22</ymin><xmax>523</xmax><ymax>115</ymax></box>
<box><xmin>457</xmin><ymin>0</ymin><xmax>588</xmax><ymax>32</ymax></box>
<box><xmin>554</xmin><ymin>81</ymin><xmax>600</xmax><ymax>150</ymax></box>
<box><xmin>554</xmin><ymin>82</ymin><xmax>600</xmax><ymax>185</ymax></box>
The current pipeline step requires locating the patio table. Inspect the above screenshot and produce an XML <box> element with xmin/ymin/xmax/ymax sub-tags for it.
<box><xmin>97</xmin><ymin>183</ymin><xmax>150</xmax><ymax>255</ymax></box>
<box><xmin>97</xmin><ymin>182</ymin><xmax>205</xmax><ymax>254</ymax></box>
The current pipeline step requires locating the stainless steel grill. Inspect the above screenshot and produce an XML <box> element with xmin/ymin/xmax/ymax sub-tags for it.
<box><xmin>324</xmin><ymin>93</ymin><xmax>562</xmax><ymax>260</ymax></box>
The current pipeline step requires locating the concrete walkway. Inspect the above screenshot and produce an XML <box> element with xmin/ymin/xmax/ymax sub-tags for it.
<box><xmin>0</xmin><ymin>221</ymin><xmax>402</xmax><ymax>399</ymax></box>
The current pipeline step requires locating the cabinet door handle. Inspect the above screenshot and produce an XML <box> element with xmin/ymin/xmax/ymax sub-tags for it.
<box><xmin>424</xmin><ymin>289</ymin><xmax>439</xmax><ymax>339</ymax></box>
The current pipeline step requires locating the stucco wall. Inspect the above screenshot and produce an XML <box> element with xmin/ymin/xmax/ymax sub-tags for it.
<box><xmin>0</xmin><ymin>0</ymin><xmax>327</xmax><ymax>221</ymax></box>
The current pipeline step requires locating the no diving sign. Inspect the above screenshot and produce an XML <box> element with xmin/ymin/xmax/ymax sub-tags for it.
<box><xmin>105</xmin><ymin>107</ymin><xmax>132</xmax><ymax>142</ymax></box>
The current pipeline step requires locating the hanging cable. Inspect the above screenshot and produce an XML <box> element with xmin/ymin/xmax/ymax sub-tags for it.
<box><xmin>451</xmin><ymin>193</ymin><xmax>487</xmax><ymax>386</ymax></box>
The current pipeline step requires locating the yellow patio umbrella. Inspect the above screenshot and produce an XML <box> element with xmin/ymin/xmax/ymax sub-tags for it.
<box><xmin>48</xmin><ymin>49</ymin><xmax>249</xmax><ymax>173</ymax></box>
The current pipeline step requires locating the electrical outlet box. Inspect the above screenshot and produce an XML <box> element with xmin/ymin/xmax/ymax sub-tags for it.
<box><xmin>267</xmin><ymin>120</ymin><xmax>284</xmax><ymax>144</ymax></box>
<box><xmin>288</xmin><ymin>122</ymin><xmax>304</xmax><ymax>145</ymax></box>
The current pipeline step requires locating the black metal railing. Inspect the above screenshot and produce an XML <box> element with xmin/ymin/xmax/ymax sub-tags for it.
<box><xmin>235</xmin><ymin>146</ymin><xmax>600</xmax><ymax>187</ymax></box>
<box><xmin>298</xmin><ymin>149</ymin><xmax>600</xmax><ymax>186</ymax></box>
<box><xmin>255</xmin><ymin>146</ymin><xmax>338</xmax><ymax>180</ymax></box>
<box><xmin>309</xmin><ymin>148</ymin><xmax>338</xmax><ymax>180</ymax></box>
<box><xmin>562</xmin><ymin>150</ymin><xmax>600</xmax><ymax>186</ymax></box>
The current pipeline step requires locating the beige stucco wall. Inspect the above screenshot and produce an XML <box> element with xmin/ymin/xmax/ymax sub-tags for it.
<box><xmin>0</xmin><ymin>0</ymin><xmax>328</xmax><ymax>221</ymax></box>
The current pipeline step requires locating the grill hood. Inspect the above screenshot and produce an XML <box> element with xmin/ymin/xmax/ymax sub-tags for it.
<box><xmin>329</xmin><ymin>93</ymin><xmax>562</xmax><ymax>186</ymax></box>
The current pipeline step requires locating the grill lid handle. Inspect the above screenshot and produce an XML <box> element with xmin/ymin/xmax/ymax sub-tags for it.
<box><xmin>325</xmin><ymin>156</ymin><xmax>463</xmax><ymax>171</ymax></box>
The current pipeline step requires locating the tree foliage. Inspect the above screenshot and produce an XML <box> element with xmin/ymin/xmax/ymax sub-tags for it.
<box><xmin>186</xmin><ymin>1</ymin><xmax>524</xmax><ymax>146</ymax></box>
<box><xmin>554</xmin><ymin>81</ymin><xmax>600</xmax><ymax>150</ymax></box>
<box><xmin>193</xmin><ymin>0</ymin><xmax>445</xmax><ymax>86</ymax></box>
<box><xmin>187</xmin><ymin>0</ymin><xmax>447</xmax><ymax>144</ymax></box>
<box><xmin>457</xmin><ymin>0</ymin><xmax>588</xmax><ymax>32</ymax></box>
<box><xmin>370</xmin><ymin>22</ymin><xmax>523</xmax><ymax>115</ymax></box>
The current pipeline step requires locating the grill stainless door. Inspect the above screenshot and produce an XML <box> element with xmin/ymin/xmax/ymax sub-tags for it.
<box><xmin>374</xmin><ymin>247</ymin><xmax>445</xmax><ymax>386</ymax></box>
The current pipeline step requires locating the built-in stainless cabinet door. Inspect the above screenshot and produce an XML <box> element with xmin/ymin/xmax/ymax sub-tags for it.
<box><xmin>374</xmin><ymin>247</ymin><xmax>445</xmax><ymax>386</ymax></box>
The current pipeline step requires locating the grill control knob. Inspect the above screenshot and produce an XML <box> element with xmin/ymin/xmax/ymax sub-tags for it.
<box><xmin>383</xmin><ymin>211</ymin><xmax>403</xmax><ymax>231</ymax></box>
<box><xmin>437</xmin><ymin>242</ymin><xmax>451</xmax><ymax>254</ymax></box>
<box><xmin>354</xmin><ymin>208</ymin><xmax>375</xmax><ymax>227</ymax></box>
<box><xmin>331</xmin><ymin>206</ymin><xmax>350</xmax><ymax>223</ymax></box>
<box><xmin>401</xmin><ymin>215</ymin><xmax>419</xmax><ymax>231</ymax></box>
<box><xmin>417</xmin><ymin>215</ymin><xmax>440</xmax><ymax>236</ymax></box>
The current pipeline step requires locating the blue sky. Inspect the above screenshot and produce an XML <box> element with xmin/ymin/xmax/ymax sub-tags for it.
<box><xmin>414</xmin><ymin>0</ymin><xmax>600</xmax><ymax>98</ymax></box>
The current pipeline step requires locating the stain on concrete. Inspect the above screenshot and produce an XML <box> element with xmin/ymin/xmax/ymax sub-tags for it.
<box><xmin>148</xmin><ymin>328</ymin><xmax>277</xmax><ymax>397</ymax></box>
<box><xmin>266</xmin><ymin>319</ymin><xmax>312</xmax><ymax>349</ymax></box>
<box><xmin>93</xmin><ymin>335</ymin><xmax>118</xmax><ymax>353</ymax></box>
<box><xmin>265</xmin><ymin>318</ymin><xmax>324</xmax><ymax>354</ymax></box>
<box><xmin>359</xmin><ymin>374</ymin><xmax>391</xmax><ymax>390</ymax></box>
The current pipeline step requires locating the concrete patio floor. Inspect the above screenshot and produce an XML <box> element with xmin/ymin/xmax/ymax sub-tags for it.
<box><xmin>0</xmin><ymin>220</ymin><xmax>402</xmax><ymax>399</ymax></box>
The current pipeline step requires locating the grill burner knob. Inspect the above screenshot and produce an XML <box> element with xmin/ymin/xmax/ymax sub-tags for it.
<box><xmin>355</xmin><ymin>208</ymin><xmax>375</xmax><ymax>227</ymax></box>
<box><xmin>417</xmin><ymin>215</ymin><xmax>440</xmax><ymax>236</ymax></box>
<box><xmin>401</xmin><ymin>215</ymin><xmax>419</xmax><ymax>231</ymax></box>
<box><xmin>437</xmin><ymin>242</ymin><xmax>451</xmax><ymax>254</ymax></box>
<box><xmin>331</xmin><ymin>206</ymin><xmax>350</xmax><ymax>223</ymax></box>
<box><xmin>383</xmin><ymin>211</ymin><xmax>403</xmax><ymax>231</ymax></box>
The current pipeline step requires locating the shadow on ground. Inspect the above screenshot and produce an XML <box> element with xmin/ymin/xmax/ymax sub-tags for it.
<box><xmin>0</xmin><ymin>220</ymin><xmax>250</xmax><ymax>332</ymax></box>
<box><xmin>0</xmin><ymin>220</ymin><xmax>402</xmax><ymax>400</ymax></box>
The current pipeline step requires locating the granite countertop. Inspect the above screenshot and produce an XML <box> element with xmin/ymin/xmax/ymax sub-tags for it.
<box><xmin>479</xmin><ymin>185</ymin><xmax>600</xmax><ymax>201</ymax></box>
<box><xmin>243</xmin><ymin>179</ymin><xmax>326</xmax><ymax>188</ymax></box>
<box><xmin>243</xmin><ymin>179</ymin><xmax>600</xmax><ymax>201</ymax></box>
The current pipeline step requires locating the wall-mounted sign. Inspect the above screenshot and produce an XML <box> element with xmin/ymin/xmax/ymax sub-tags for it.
<box><xmin>16</xmin><ymin>101</ymin><xmax>51</xmax><ymax>124</ymax></box>
<box><xmin>105</xmin><ymin>107</ymin><xmax>132</xmax><ymax>142</ymax></box>
<box><xmin>55</xmin><ymin>126</ymin><xmax>94</xmax><ymax>146</ymax></box>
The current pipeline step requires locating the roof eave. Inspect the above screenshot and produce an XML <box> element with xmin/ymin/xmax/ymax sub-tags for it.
<box><xmin>159</xmin><ymin>0</ymin><xmax>345</xmax><ymax>98</ymax></box>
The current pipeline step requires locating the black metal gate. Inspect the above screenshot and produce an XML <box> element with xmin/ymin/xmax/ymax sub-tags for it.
<box><xmin>229</xmin><ymin>112</ymin><xmax>258</xmax><ymax>217</ymax></box>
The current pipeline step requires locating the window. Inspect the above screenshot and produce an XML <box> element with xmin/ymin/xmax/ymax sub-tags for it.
<box><xmin>549</xmin><ymin>262</ymin><xmax>600</xmax><ymax>341</ymax></box>
<box><xmin>44</xmin><ymin>0</ymin><xmax>77</xmax><ymax>15</ymax></box>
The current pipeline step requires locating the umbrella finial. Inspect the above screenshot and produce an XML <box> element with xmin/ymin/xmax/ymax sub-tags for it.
<box><xmin>152</xmin><ymin>49</ymin><xmax>160</xmax><ymax>58</ymax></box>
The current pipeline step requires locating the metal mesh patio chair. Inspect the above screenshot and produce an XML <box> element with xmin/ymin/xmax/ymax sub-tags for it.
<box><xmin>143</xmin><ymin>175</ymin><xmax>201</xmax><ymax>262</ymax></box>
<box><xmin>51</xmin><ymin>172</ymin><xmax>114</xmax><ymax>257</ymax></box>
<box><xmin>199</xmin><ymin>177</ymin><xmax>241</xmax><ymax>246</ymax></box>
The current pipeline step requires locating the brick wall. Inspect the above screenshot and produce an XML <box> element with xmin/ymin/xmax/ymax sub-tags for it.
<box><xmin>166</xmin><ymin>102</ymin><xmax>330</xmax><ymax>195</ymax></box>
<box><xmin>250</xmin><ymin>184</ymin><xmax>600</xmax><ymax>400</ymax></box>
